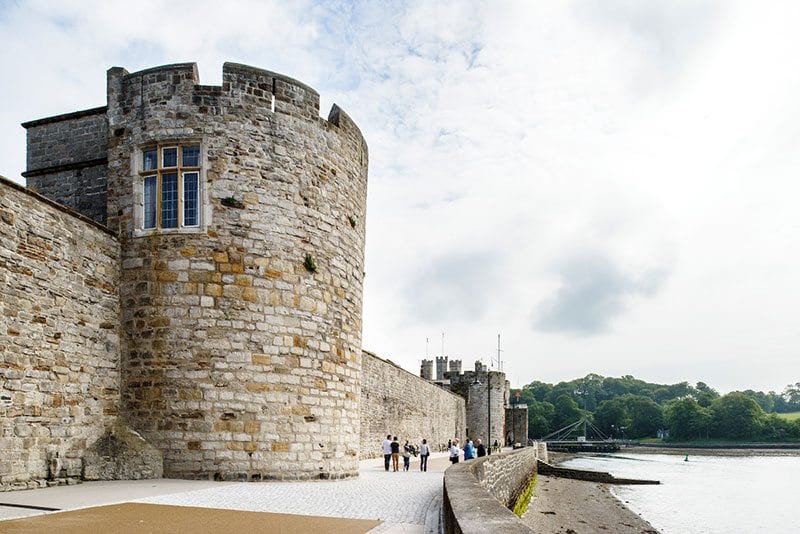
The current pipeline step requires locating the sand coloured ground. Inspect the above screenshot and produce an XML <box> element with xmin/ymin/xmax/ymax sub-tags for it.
<box><xmin>0</xmin><ymin>502</ymin><xmax>382</xmax><ymax>534</ymax></box>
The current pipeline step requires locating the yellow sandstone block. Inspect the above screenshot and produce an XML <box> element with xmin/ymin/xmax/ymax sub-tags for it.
<box><xmin>157</xmin><ymin>271</ymin><xmax>178</xmax><ymax>282</ymax></box>
<box><xmin>235</xmin><ymin>275</ymin><xmax>252</xmax><ymax>287</ymax></box>
<box><xmin>252</xmin><ymin>354</ymin><xmax>271</xmax><ymax>366</ymax></box>
<box><xmin>205</xmin><ymin>283</ymin><xmax>223</xmax><ymax>297</ymax></box>
<box><xmin>243</xmin><ymin>287</ymin><xmax>258</xmax><ymax>302</ymax></box>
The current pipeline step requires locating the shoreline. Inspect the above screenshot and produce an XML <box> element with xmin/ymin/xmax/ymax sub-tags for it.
<box><xmin>521</xmin><ymin>474</ymin><xmax>659</xmax><ymax>533</ymax></box>
<box><xmin>520</xmin><ymin>451</ymin><xmax>659</xmax><ymax>533</ymax></box>
<box><xmin>522</xmin><ymin>447</ymin><xmax>800</xmax><ymax>532</ymax></box>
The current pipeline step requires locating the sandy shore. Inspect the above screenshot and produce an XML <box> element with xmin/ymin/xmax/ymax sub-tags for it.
<box><xmin>521</xmin><ymin>475</ymin><xmax>658</xmax><ymax>534</ymax></box>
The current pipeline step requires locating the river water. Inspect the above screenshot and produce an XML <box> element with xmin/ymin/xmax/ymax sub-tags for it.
<box><xmin>561</xmin><ymin>452</ymin><xmax>800</xmax><ymax>534</ymax></box>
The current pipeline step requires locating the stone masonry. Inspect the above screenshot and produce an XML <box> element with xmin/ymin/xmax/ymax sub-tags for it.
<box><xmin>23</xmin><ymin>108</ymin><xmax>109</xmax><ymax>225</ymax></box>
<box><xmin>360</xmin><ymin>351</ymin><xmax>465</xmax><ymax>457</ymax></box>
<box><xmin>9</xmin><ymin>61</ymin><xmax>369</xmax><ymax>483</ymax></box>
<box><xmin>0</xmin><ymin>178</ymin><xmax>120</xmax><ymax>488</ymax></box>
<box><xmin>105</xmin><ymin>63</ymin><xmax>369</xmax><ymax>481</ymax></box>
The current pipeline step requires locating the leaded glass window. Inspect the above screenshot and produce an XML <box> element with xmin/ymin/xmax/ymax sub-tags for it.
<box><xmin>138</xmin><ymin>143</ymin><xmax>202</xmax><ymax>231</ymax></box>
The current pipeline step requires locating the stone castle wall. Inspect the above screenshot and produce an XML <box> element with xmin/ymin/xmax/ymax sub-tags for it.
<box><xmin>361</xmin><ymin>351</ymin><xmax>465</xmax><ymax>456</ymax></box>
<box><xmin>104</xmin><ymin>63</ymin><xmax>369</xmax><ymax>480</ymax></box>
<box><xmin>22</xmin><ymin>108</ymin><xmax>108</xmax><ymax>224</ymax></box>
<box><xmin>0</xmin><ymin>177</ymin><xmax>120</xmax><ymax>490</ymax></box>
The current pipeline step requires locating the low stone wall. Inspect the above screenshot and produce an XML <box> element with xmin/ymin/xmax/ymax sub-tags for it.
<box><xmin>360</xmin><ymin>351</ymin><xmax>465</xmax><ymax>458</ymax></box>
<box><xmin>536</xmin><ymin>460</ymin><xmax>659</xmax><ymax>485</ymax></box>
<box><xmin>443</xmin><ymin>443</ymin><xmax>548</xmax><ymax>533</ymax></box>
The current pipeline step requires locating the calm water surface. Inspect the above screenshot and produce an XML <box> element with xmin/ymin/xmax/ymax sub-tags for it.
<box><xmin>562</xmin><ymin>453</ymin><xmax>800</xmax><ymax>534</ymax></box>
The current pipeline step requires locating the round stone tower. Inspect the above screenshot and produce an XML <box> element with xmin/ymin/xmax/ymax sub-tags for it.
<box><xmin>105</xmin><ymin>63</ymin><xmax>368</xmax><ymax>480</ymax></box>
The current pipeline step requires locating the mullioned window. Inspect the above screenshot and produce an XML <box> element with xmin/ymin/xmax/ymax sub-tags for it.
<box><xmin>138</xmin><ymin>143</ymin><xmax>202</xmax><ymax>231</ymax></box>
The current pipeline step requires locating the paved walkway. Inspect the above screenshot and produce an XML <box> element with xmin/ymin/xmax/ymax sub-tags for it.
<box><xmin>0</xmin><ymin>453</ymin><xmax>451</xmax><ymax>533</ymax></box>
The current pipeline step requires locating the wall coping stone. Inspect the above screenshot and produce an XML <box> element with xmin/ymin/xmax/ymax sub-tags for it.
<box><xmin>363</xmin><ymin>350</ymin><xmax>465</xmax><ymax>403</ymax></box>
<box><xmin>443</xmin><ymin>449</ymin><xmax>537</xmax><ymax>534</ymax></box>
<box><xmin>0</xmin><ymin>174</ymin><xmax>115</xmax><ymax>236</ymax></box>
<box><xmin>21</xmin><ymin>106</ymin><xmax>107</xmax><ymax>129</ymax></box>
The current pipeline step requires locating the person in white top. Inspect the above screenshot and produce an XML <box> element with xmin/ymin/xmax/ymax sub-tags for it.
<box><xmin>382</xmin><ymin>434</ymin><xmax>392</xmax><ymax>471</ymax></box>
<box><xmin>419</xmin><ymin>438</ymin><xmax>430</xmax><ymax>472</ymax></box>
<box><xmin>449</xmin><ymin>439</ymin><xmax>461</xmax><ymax>464</ymax></box>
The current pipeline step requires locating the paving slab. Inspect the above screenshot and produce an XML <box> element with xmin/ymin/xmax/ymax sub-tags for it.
<box><xmin>0</xmin><ymin>452</ymin><xmax>452</xmax><ymax>533</ymax></box>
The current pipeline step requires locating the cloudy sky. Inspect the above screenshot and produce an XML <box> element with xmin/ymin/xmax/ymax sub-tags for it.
<box><xmin>1</xmin><ymin>0</ymin><xmax>798</xmax><ymax>393</ymax></box>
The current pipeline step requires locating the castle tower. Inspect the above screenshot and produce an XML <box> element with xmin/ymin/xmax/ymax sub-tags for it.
<box><xmin>105</xmin><ymin>63</ymin><xmax>368</xmax><ymax>480</ymax></box>
<box><xmin>466</xmin><ymin>370</ymin><xmax>507</xmax><ymax>448</ymax></box>
<box><xmin>420</xmin><ymin>359</ymin><xmax>433</xmax><ymax>380</ymax></box>
<box><xmin>448</xmin><ymin>359</ymin><xmax>462</xmax><ymax>375</ymax></box>
<box><xmin>435</xmin><ymin>356</ymin><xmax>448</xmax><ymax>381</ymax></box>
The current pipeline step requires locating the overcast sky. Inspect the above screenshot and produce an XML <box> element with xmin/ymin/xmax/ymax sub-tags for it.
<box><xmin>1</xmin><ymin>0</ymin><xmax>798</xmax><ymax>394</ymax></box>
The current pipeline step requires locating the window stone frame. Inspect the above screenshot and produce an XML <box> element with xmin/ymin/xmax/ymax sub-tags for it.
<box><xmin>132</xmin><ymin>140</ymin><xmax>210</xmax><ymax>237</ymax></box>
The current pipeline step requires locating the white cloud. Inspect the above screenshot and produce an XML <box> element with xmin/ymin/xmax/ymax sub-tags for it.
<box><xmin>1</xmin><ymin>0</ymin><xmax>798</xmax><ymax>393</ymax></box>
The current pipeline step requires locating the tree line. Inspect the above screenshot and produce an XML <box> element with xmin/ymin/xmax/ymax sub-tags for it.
<box><xmin>512</xmin><ymin>374</ymin><xmax>800</xmax><ymax>442</ymax></box>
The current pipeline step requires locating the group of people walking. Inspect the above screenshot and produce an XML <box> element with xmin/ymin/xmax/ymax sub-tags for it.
<box><xmin>382</xmin><ymin>435</ymin><xmax>431</xmax><ymax>472</ymax></box>
<box><xmin>447</xmin><ymin>438</ymin><xmax>486</xmax><ymax>463</ymax></box>
<box><xmin>382</xmin><ymin>434</ymin><xmax>495</xmax><ymax>472</ymax></box>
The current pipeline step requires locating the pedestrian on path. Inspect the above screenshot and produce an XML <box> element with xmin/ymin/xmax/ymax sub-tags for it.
<box><xmin>476</xmin><ymin>439</ymin><xmax>486</xmax><ymax>457</ymax></box>
<box><xmin>419</xmin><ymin>438</ymin><xmax>430</xmax><ymax>472</ymax></box>
<box><xmin>463</xmin><ymin>439</ymin><xmax>475</xmax><ymax>461</ymax></box>
<box><xmin>449</xmin><ymin>439</ymin><xmax>461</xmax><ymax>464</ymax></box>
<box><xmin>390</xmin><ymin>436</ymin><xmax>400</xmax><ymax>471</ymax></box>
<box><xmin>382</xmin><ymin>434</ymin><xmax>392</xmax><ymax>471</ymax></box>
<box><xmin>402</xmin><ymin>440</ymin><xmax>412</xmax><ymax>471</ymax></box>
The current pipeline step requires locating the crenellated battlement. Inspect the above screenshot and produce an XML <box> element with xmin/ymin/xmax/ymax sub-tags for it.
<box><xmin>105</xmin><ymin>62</ymin><xmax>365</xmax><ymax>149</ymax></box>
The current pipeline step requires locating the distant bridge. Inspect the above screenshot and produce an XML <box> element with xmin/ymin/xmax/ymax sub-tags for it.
<box><xmin>540</xmin><ymin>417</ymin><xmax>624</xmax><ymax>452</ymax></box>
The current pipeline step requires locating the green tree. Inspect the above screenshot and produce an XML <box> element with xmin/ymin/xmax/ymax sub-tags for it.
<box><xmin>593</xmin><ymin>397</ymin><xmax>628</xmax><ymax>437</ymax></box>
<box><xmin>522</xmin><ymin>381</ymin><xmax>553</xmax><ymax>402</ymax></box>
<box><xmin>551</xmin><ymin>394</ymin><xmax>584</xmax><ymax>431</ymax></box>
<box><xmin>742</xmin><ymin>390</ymin><xmax>775</xmax><ymax>413</ymax></box>
<box><xmin>664</xmin><ymin>397</ymin><xmax>711</xmax><ymax>439</ymax></box>
<box><xmin>710</xmin><ymin>392</ymin><xmax>765</xmax><ymax>439</ymax></box>
<box><xmin>783</xmin><ymin>383</ymin><xmax>800</xmax><ymax>411</ymax></box>
<box><xmin>624</xmin><ymin>395</ymin><xmax>664</xmax><ymax>438</ymax></box>
<box><xmin>654</xmin><ymin>382</ymin><xmax>693</xmax><ymax>404</ymax></box>
<box><xmin>526</xmin><ymin>400</ymin><xmax>554</xmax><ymax>439</ymax></box>
<box><xmin>692</xmin><ymin>382</ymin><xmax>720</xmax><ymax>408</ymax></box>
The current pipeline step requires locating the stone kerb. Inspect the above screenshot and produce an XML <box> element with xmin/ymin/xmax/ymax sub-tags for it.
<box><xmin>443</xmin><ymin>447</ymin><xmax>543</xmax><ymax>534</ymax></box>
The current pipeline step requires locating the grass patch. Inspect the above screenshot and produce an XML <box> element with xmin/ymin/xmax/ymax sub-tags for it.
<box><xmin>512</xmin><ymin>474</ymin><xmax>536</xmax><ymax>517</ymax></box>
<box><xmin>776</xmin><ymin>412</ymin><xmax>800</xmax><ymax>421</ymax></box>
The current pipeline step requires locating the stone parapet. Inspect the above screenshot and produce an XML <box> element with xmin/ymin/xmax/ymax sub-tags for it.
<box><xmin>443</xmin><ymin>444</ymin><xmax>548</xmax><ymax>533</ymax></box>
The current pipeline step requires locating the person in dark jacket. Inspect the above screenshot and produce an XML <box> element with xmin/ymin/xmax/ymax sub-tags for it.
<box><xmin>476</xmin><ymin>438</ymin><xmax>487</xmax><ymax>457</ymax></box>
<box><xmin>390</xmin><ymin>436</ymin><xmax>400</xmax><ymax>472</ymax></box>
